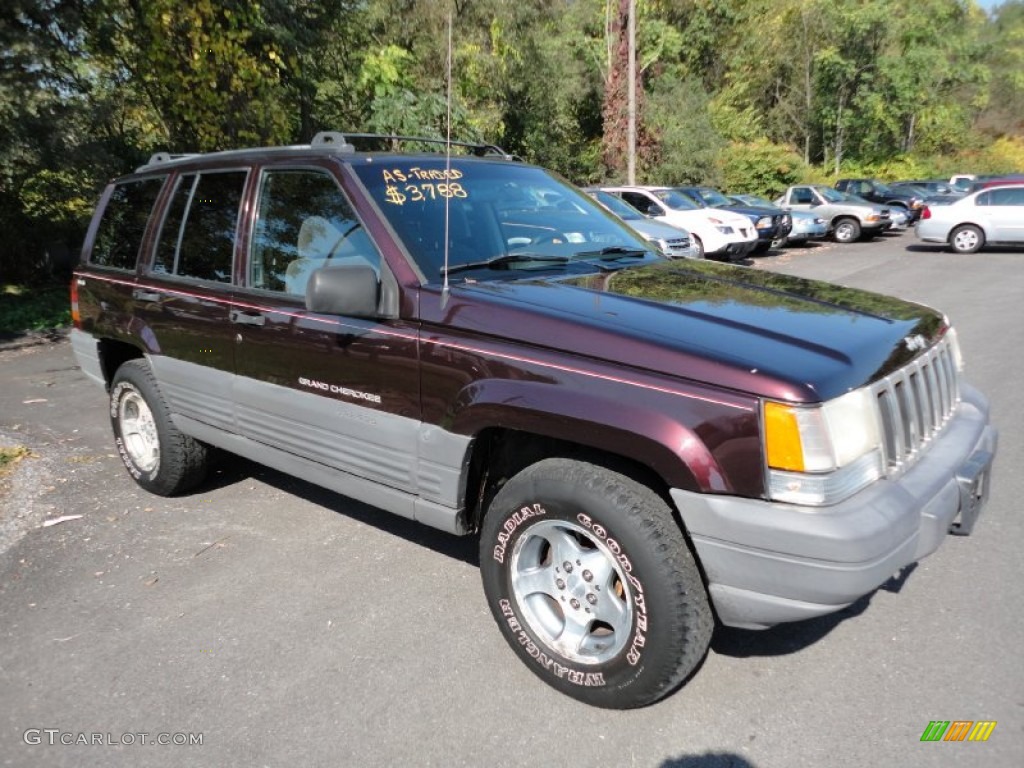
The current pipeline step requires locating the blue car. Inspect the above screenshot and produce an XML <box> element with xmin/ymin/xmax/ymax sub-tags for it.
<box><xmin>729</xmin><ymin>194</ymin><xmax>826</xmax><ymax>245</ymax></box>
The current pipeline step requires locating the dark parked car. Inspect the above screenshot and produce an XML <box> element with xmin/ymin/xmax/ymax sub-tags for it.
<box><xmin>890</xmin><ymin>180</ymin><xmax>956</xmax><ymax>197</ymax></box>
<box><xmin>675</xmin><ymin>186</ymin><xmax>791</xmax><ymax>252</ymax></box>
<box><xmin>834</xmin><ymin>178</ymin><xmax>925</xmax><ymax>222</ymax></box>
<box><xmin>70</xmin><ymin>132</ymin><xmax>998</xmax><ymax>709</ymax></box>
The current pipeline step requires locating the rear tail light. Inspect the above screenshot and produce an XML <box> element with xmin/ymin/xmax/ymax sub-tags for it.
<box><xmin>70</xmin><ymin>278</ymin><xmax>81</xmax><ymax>328</ymax></box>
<box><xmin>922</xmin><ymin>206</ymin><xmax>931</xmax><ymax>220</ymax></box>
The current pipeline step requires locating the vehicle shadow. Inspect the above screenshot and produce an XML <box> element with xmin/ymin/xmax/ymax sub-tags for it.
<box><xmin>197</xmin><ymin>452</ymin><xmax>480</xmax><ymax>566</ymax></box>
<box><xmin>711</xmin><ymin>563</ymin><xmax>917</xmax><ymax>658</ymax></box>
<box><xmin>660</xmin><ymin>753</ymin><xmax>758</xmax><ymax>768</ymax></box>
<box><xmin>906</xmin><ymin>242</ymin><xmax>1024</xmax><ymax>254</ymax></box>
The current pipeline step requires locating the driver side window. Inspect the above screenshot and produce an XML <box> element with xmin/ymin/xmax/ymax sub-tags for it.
<box><xmin>791</xmin><ymin>188</ymin><xmax>813</xmax><ymax>205</ymax></box>
<box><xmin>250</xmin><ymin>169</ymin><xmax>380</xmax><ymax>296</ymax></box>
<box><xmin>622</xmin><ymin>192</ymin><xmax>661</xmax><ymax>216</ymax></box>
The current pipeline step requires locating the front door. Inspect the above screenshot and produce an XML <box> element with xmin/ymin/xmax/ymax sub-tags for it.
<box><xmin>230</xmin><ymin>164</ymin><xmax>428</xmax><ymax>500</ymax></box>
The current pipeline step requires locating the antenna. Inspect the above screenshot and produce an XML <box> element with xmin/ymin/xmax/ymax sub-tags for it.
<box><xmin>440</xmin><ymin>9</ymin><xmax>453</xmax><ymax>309</ymax></box>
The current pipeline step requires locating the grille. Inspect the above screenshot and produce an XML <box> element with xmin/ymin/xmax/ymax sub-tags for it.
<box><xmin>871</xmin><ymin>335</ymin><xmax>960</xmax><ymax>472</ymax></box>
<box><xmin>665</xmin><ymin>236</ymin><xmax>691</xmax><ymax>255</ymax></box>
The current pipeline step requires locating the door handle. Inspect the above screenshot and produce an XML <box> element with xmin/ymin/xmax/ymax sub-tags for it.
<box><xmin>229</xmin><ymin>309</ymin><xmax>266</xmax><ymax>327</ymax></box>
<box><xmin>132</xmin><ymin>289</ymin><xmax>161</xmax><ymax>303</ymax></box>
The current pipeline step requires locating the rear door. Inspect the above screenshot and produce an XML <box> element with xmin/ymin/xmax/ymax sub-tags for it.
<box><xmin>135</xmin><ymin>168</ymin><xmax>249</xmax><ymax>433</ymax></box>
<box><xmin>980</xmin><ymin>187</ymin><xmax>1024</xmax><ymax>243</ymax></box>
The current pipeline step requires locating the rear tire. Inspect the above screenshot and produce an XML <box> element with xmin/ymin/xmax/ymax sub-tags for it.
<box><xmin>833</xmin><ymin>218</ymin><xmax>861</xmax><ymax>243</ymax></box>
<box><xmin>110</xmin><ymin>360</ymin><xmax>208</xmax><ymax>496</ymax></box>
<box><xmin>479</xmin><ymin>458</ymin><xmax>713</xmax><ymax>709</ymax></box>
<box><xmin>949</xmin><ymin>224</ymin><xmax>983</xmax><ymax>254</ymax></box>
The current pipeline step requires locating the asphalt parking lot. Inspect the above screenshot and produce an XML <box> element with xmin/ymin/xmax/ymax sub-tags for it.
<box><xmin>1</xmin><ymin>227</ymin><xmax>1021</xmax><ymax>767</ymax></box>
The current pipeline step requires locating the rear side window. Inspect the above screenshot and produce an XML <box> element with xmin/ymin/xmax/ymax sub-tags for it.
<box><xmin>988</xmin><ymin>187</ymin><xmax>1024</xmax><ymax>205</ymax></box>
<box><xmin>152</xmin><ymin>171</ymin><xmax>247</xmax><ymax>282</ymax></box>
<box><xmin>89</xmin><ymin>177</ymin><xmax>166</xmax><ymax>270</ymax></box>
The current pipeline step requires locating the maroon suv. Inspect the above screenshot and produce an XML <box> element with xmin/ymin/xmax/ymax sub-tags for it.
<box><xmin>70</xmin><ymin>133</ymin><xmax>998</xmax><ymax>708</ymax></box>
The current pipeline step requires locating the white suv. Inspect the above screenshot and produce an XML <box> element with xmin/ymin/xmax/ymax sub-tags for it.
<box><xmin>602</xmin><ymin>185</ymin><xmax>758</xmax><ymax>260</ymax></box>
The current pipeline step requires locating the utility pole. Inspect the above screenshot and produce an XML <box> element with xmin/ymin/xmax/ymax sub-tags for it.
<box><xmin>627</xmin><ymin>0</ymin><xmax>636</xmax><ymax>184</ymax></box>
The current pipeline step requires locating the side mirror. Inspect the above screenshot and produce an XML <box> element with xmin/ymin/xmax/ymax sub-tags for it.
<box><xmin>306</xmin><ymin>264</ymin><xmax>380</xmax><ymax>317</ymax></box>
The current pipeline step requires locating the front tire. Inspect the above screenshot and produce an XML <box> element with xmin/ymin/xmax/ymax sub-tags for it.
<box><xmin>833</xmin><ymin>218</ymin><xmax>861</xmax><ymax>243</ymax></box>
<box><xmin>110</xmin><ymin>360</ymin><xmax>208</xmax><ymax>496</ymax></box>
<box><xmin>949</xmin><ymin>224</ymin><xmax>984</xmax><ymax>254</ymax></box>
<box><xmin>479</xmin><ymin>458</ymin><xmax>713</xmax><ymax>709</ymax></box>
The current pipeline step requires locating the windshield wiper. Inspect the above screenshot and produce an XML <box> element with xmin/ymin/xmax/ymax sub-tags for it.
<box><xmin>573</xmin><ymin>246</ymin><xmax>649</xmax><ymax>261</ymax></box>
<box><xmin>441</xmin><ymin>253</ymin><xmax>570</xmax><ymax>276</ymax></box>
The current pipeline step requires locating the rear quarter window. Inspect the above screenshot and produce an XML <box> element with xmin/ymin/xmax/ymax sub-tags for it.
<box><xmin>88</xmin><ymin>177</ymin><xmax>167</xmax><ymax>270</ymax></box>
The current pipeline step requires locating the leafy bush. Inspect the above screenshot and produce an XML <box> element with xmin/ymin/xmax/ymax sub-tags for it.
<box><xmin>642</xmin><ymin>77</ymin><xmax>724</xmax><ymax>185</ymax></box>
<box><xmin>0</xmin><ymin>285</ymin><xmax>72</xmax><ymax>334</ymax></box>
<box><xmin>975</xmin><ymin>136</ymin><xmax>1024</xmax><ymax>173</ymax></box>
<box><xmin>718</xmin><ymin>140</ymin><xmax>805</xmax><ymax>197</ymax></box>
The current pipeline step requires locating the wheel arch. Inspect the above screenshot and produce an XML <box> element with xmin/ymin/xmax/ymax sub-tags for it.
<box><xmin>97</xmin><ymin>338</ymin><xmax>145</xmax><ymax>388</ymax></box>
<box><xmin>449</xmin><ymin>380</ymin><xmax>758</xmax><ymax>533</ymax></box>
<box><xmin>462</xmin><ymin>425</ymin><xmax>692</xmax><ymax>534</ymax></box>
<box><xmin>946</xmin><ymin>221</ymin><xmax>987</xmax><ymax>239</ymax></box>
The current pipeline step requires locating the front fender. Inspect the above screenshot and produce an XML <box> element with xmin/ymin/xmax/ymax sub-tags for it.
<box><xmin>448</xmin><ymin>377</ymin><xmax>762</xmax><ymax>496</ymax></box>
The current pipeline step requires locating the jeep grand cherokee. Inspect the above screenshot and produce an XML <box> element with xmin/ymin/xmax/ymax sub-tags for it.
<box><xmin>70</xmin><ymin>132</ymin><xmax>998</xmax><ymax>709</ymax></box>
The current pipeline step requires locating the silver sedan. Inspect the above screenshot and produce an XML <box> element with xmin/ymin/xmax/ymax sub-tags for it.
<box><xmin>915</xmin><ymin>184</ymin><xmax>1024</xmax><ymax>253</ymax></box>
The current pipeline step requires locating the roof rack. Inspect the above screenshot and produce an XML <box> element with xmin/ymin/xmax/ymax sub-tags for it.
<box><xmin>315</xmin><ymin>131</ymin><xmax>516</xmax><ymax>159</ymax></box>
<box><xmin>141</xmin><ymin>152</ymin><xmax>200</xmax><ymax>167</ymax></box>
<box><xmin>133</xmin><ymin>131</ymin><xmax>519</xmax><ymax>173</ymax></box>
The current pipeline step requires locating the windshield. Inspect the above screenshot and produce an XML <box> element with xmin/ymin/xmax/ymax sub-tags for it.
<box><xmin>589</xmin><ymin>189</ymin><xmax>642</xmax><ymax>220</ymax></box>
<box><xmin>352</xmin><ymin>159</ymin><xmax>657</xmax><ymax>279</ymax></box>
<box><xmin>816</xmin><ymin>186</ymin><xmax>848</xmax><ymax>203</ymax></box>
<box><xmin>652</xmin><ymin>189</ymin><xmax>702</xmax><ymax>210</ymax></box>
<box><xmin>692</xmin><ymin>188</ymin><xmax>732</xmax><ymax>207</ymax></box>
<box><xmin>737</xmin><ymin>194</ymin><xmax>773</xmax><ymax>207</ymax></box>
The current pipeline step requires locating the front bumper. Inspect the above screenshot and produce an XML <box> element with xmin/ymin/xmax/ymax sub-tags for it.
<box><xmin>672</xmin><ymin>384</ymin><xmax>997</xmax><ymax>629</ymax></box>
<box><xmin>707</xmin><ymin>239</ymin><xmax>757</xmax><ymax>262</ymax></box>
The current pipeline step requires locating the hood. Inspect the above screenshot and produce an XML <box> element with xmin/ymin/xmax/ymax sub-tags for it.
<box><xmin>698</xmin><ymin>208</ymin><xmax>754</xmax><ymax>227</ymax></box>
<box><xmin>422</xmin><ymin>260</ymin><xmax>947</xmax><ymax>403</ymax></box>
<box><xmin>630</xmin><ymin>218</ymin><xmax>691</xmax><ymax>240</ymax></box>
<box><xmin>714</xmin><ymin>203</ymin><xmax>782</xmax><ymax>219</ymax></box>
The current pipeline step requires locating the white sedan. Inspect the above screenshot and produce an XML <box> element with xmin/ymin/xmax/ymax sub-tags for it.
<box><xmin>915</xmin><ymin>184</ymin><xmax>1024</xmax><ymax>253</ymax></box>
<box><xmin>601</xmin><ymin>186</ymin><xmax>758</xmax><ymax>261</ymax></box>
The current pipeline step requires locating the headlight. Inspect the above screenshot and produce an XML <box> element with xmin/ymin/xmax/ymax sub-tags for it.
<box><xmin>650</xmin><ymin>237</ymin><xmax>671</xmax><ymax>255</ymax></box>
<box><xmin>755</xmin><ymin>216</ymin><xmax>772</xmax><ymax>229</ymax></box>
<box><xmin>708</xmin><ymin>217</ymin><xmax>734</xmax><ymax>234</ymax></box>
<box><xmin>763</xmin><ymin>389</ymin><xmax>884</xmax><ymax>505</ymax></box>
